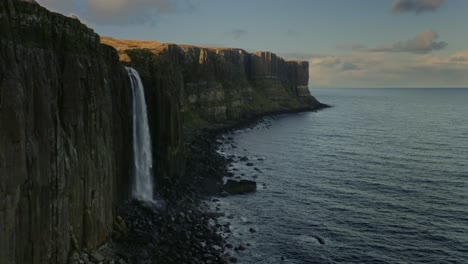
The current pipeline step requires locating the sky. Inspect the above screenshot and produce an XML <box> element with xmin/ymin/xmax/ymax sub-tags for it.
<box><xmin>37</xmin><ymin>0</ymin><xmax>468</xmax><ymax>88</ymax></box>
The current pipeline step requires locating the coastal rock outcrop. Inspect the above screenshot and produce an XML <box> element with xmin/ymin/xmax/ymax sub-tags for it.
<box><xmin>224</xmin><ymin>180</ymin><xmax>257</xmax><ymax>194</ymax></box>
<box><xmin>0</xmin><ymin>1</ymin><xmax>132</xmax><ymax>263</ymax></box>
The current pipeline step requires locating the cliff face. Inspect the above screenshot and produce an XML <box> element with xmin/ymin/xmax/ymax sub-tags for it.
<box><xmin>288</xmin><ymin>60</ymin><xmax>315</xmax><ymax>98</ymax></box>
<box><xmin>0</xmin><ymin>1</ymin><xmax>132</xmax><ymax>263</ymax></box>
<box><xmin>118</xmin><ymin>48</ymin><xmax>186</xmax><ymax>189</ymax></box>
<box><xmin>250</xmin><ymin>51</ymin><xmax>288</xmax><ymax>80</ymax></box>
<box><xmin>178</xmin><ymin>46</ymin><xmax>252</xmax><ymax>123</ymax></box>
<box><xmin>102</xmin><ymin>37</ymin><xmax>323</xmax><ymax>128</ymax></box>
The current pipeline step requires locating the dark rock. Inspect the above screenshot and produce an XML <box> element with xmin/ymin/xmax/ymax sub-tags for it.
<box><xmin>229</xmin><ymin>257</ymin><xmax>238</xmax><ymax>263</ymax></box>
<box><xmin>240</xmin><ymin>156</ymin><xmax>249</xmax><ymax>161</ymax></box>
<box><xmin>314</xmin><ymin>236</ymin><xmax>326</xmax><ymax>245</ymax></box>
<box><xmin>140</xmin><ymin>250</ymin><xmax>149</xmax><ymax>259</ymax></box>
<box><xmin>235</xmin><ymin>245</ymin><xmax>246</xmax><ymax>251</ymax></box>
<box><xmin>224</xmin><ymin>180</ymin><xmax>257</xmax><ymax>194</ymax></box>
<box><xmin>206</xmin><ymin>212</ymin><xmax>225</xmax><ymax>218</ymax></box>
<box><xmin>69</xmin><ymin>252</ymin><xmax>80</xmax><ymax>263</ymax></box>
<box><xmin>246</xmin><ymin>163</ymin><xmax>254</xmax><ymax>167</ymax></box>
<box><xmin>249</xmin><ymin>228</ymin><xmax>256</xmax><ymax>233</ymax></box>
<box><xmin>90</xmin><ymin>252</ymin><xmax>105</xmax><ymax>263</ymax></box>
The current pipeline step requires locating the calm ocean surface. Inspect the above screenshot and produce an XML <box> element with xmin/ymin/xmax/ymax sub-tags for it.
<box><xmin>216</xmin><ymin>88</ymin><xmax>468</xmax><ymax>264</ymax></box>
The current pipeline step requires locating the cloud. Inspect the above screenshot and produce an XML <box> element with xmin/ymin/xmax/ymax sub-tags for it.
<box><xmin>281</xmin><ymin>53</ymin><xmax>327</xmax><ymax>61</ymax></box>
<box><xmin>342</xmin><ymin>62</ymin><xmax>360</xmax><ymax>71</ymax></box>
<box><xmin>317</xmin><ymin>57</ymin><xmax>342</xmax><ymax>68</ymax></box>
<box><xmin>228</xmin><ymin>29</ymin><xmax>248</xmax><ymax>40</ymax></box>
<box><xmin>450</xmin><ymin>56</ymin><xmax>467</xmax><ymax>62</ymax></box>
<box><xmin>37</xmin><ymin>0</ymin><xmax>195</xmax><ymax>25</ymax></box>
<box><xmin>337</xmin><ymin>44</ymin><xmax>366</xmax><ymax>51</ymax></box>
<box><xmin>392</xmin><ymin>0</ymin><xmax>444</xmax><ymax>14</ymax></box>
<box><xmin>309</xmin><ymin>50</ymin><xmax>468</xmax><ymax>88</ymax></box>
<box><xmin>312</xmin><ymin>57</ymin><xmax>361</xmax><ymax>72</ymax></box>
<box><xmin>369</xmin><ymin>30</ymin><xmax>447</xmax><ymax>54</ymax></box>
<box><xmin>419</xmin><ymin>50</ymin><xmax>468</xmax><ymax>66</ymax></box>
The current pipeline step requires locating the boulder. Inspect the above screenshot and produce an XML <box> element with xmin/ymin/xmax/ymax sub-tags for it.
<box><xmin>224</xmin><ymin>180</ymin><xmax>257</xmax><ymax>194</ymax></box>
<box><xmin>90</xmin><ymin>252</ymin><xmax>105</xmax><ymax>263</ymax></box>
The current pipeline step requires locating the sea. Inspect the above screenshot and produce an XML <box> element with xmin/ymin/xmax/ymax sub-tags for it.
<box><xmin>215</xmin><ymin>88</ymin><xmax>468</xmax><ymax>264</ymax></box>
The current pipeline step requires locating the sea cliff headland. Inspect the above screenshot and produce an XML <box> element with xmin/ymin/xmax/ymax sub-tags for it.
<box><xmin>0</xmin><ymin>1</ymin><xmax>328</xmax><ymax>263</ymax></box>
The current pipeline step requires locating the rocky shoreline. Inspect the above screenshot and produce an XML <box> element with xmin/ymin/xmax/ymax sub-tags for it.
<box><xmin>67</xmin><ymin>105</ymin><xmax>330</xmax><ymax>264</ymax></box>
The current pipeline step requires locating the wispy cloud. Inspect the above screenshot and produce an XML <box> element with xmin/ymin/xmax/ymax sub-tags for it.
<box><xmin>392</xmin><ymin>0</ymin><xmax>444</xmax><ymax>14</ymax></box>
<box><xmin>37</xmin><ymin>0</ymin><xmax>196</xmax><ymax>25</ymax></box>
<box><xmin>281</xmin><ymin>53</ymin><xmax>328</xmax><ymax>61</ymax></box>
<box><xmin>312</xmin><ymin>56</ymin><xmax>361</xmax><ymax>72</ymax></box>
<box><xmin>228</xmin><ymin>29</ymin><xmax>248</xmax><ymax>40</ymax></box>
<box><xmin>369</xmin><ymin>30</ymin><xmax>447</xmax><ymax>54</ymax></box>
<box><xmin>336</xmin><ymin>44</ymin><xmax>366</xmax><ymax>51</ymax></box>
<box><xmin>309</xmin><ymin>50</ymin><xmax>468</xmax><ymax>88</ymax></box>
<box><xmin>316</xmin><ymin>57</ymin><xmax>342</xmax><ymax>68</ymax></box>
<box><xmin>341</xmin><ymin>62</ymin><xmax>361</xmax><ymax>71</ymax></box>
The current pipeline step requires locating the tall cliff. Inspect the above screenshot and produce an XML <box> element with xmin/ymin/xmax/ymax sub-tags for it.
<box><xmin>0</xmin><ymin>1</ymin><xmax>132</xmax><ymax>263</ymax></box>
<box><xmin>0</xmin><ymin>1</ymin><xmax>328</xmax><ymax>263</ymax></box>
<box><xmin>101</xmin><ymin>37</ymin><xmax>325</xmax><ymax>128</ymax></box>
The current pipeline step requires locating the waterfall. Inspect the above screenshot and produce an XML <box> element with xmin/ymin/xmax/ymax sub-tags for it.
<box><xmin>127</xmin><ymin>67</ymin><xmax>154</xmax><ymax>201</ymax></box>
